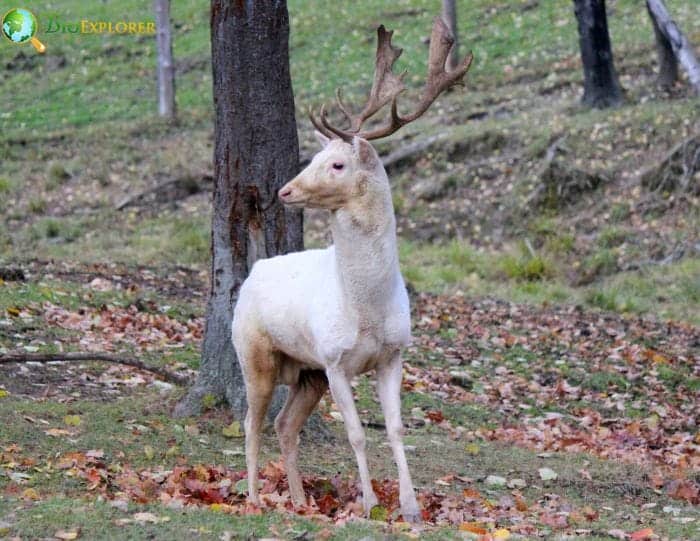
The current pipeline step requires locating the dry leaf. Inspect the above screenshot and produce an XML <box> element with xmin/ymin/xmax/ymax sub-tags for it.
<box><xmin>54</xmin><ymin>529</ymin><xmax>80</xmax><ymax>540</ymax></box>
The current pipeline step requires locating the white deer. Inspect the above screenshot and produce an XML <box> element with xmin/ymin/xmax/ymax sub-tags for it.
<box><xmin>232</xmin><ymin>17</ymin><xmax>472</xmax><ymax>522</ymax></box>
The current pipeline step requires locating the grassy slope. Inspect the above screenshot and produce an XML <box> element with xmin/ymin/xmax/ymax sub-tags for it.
<box><xmin>1</xmin><ymin>0</ymin><xmax>698</xmax><ymax>323</ymax></box>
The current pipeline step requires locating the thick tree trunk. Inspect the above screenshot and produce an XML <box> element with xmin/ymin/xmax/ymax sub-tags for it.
<box><xmin>154</xmin><ymin>0</ymin><xmax>176</xmax><ymax>119</ymax></box>
<box><xmin>174</xmin><ymin>0</ymin><xmax>303</xmax><ymax>419</ymax></box>
<box><xmin>572</xmin><ymin>0</ymin><xmax>623</xmax><ymax>108</ymax></box>
<box><xmin>442</xmin><ymin>0</ymin><xmax>459</xmax><ymax>71</ymax></box>
<box><xmin>646</xmin><ymin>0</ymin><xmax>700</xmax><ymax>94</ymax></box>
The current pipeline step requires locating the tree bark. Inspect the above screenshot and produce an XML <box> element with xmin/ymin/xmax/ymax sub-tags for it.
<box><xmin>442</xmin><ymin>0</ymin><xmax>459</xmax><ymax>71</ymax></box>
<box><xmin>572</xmin><ymin>0</ymin><xmax>623</xmax><ymax>108</ymax></box>
<box><xmin>647</xmin><ymin>1</ymin><xmax>678</xmax><ymax>89</ymax></box>
<box><xmin>646</xmin><ymin>0</ymin><xmax>700</xmax><ymax>94</ymax></box>
<box><xmin>174</xmin><ymin>0</ymin><xmax>303</xmax><ymax>419</ymax></box>
<box><xmin>154</xmin><ymin>0</ymin><xmax>176</xmax><ymax>119</ymax></box>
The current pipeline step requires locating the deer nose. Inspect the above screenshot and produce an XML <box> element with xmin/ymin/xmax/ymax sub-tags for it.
<box><xmin>278</xmin><ymin>186</ymin><xmax>293</xmax><ymax>200</ymax></box>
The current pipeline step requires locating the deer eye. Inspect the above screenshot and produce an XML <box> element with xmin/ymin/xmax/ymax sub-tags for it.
<box><xmin>332</xmin><ymin>163</ymin><xmax>344</xmax><ymax>170</ymax></box>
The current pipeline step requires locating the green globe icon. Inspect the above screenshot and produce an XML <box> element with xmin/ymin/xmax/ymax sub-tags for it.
<box><xmin>2</xmin><ymin>7</ymin><xmax>46</xmax><ymax>52</ymax></box>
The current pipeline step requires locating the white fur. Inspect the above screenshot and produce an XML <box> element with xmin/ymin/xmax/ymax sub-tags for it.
<box><xmin>232</xmin><ymin>134</ymin><xmax>420</xmax><ymax>521</ymax></box>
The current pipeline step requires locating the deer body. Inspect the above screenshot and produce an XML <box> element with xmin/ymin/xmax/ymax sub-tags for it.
<box><xmin>231</xmin><ymin>16</ymin><xmax>472</xmax><ymax>523</ymax></box>
<box><xmin>234</xmin><ymin>211</ymin><xmax>411</xmax><ymax>380</ymax></box>
<box><xmin>233</xmin><ymin>137</ymin><xmax>418</xmax><ymax>519</ymax></box>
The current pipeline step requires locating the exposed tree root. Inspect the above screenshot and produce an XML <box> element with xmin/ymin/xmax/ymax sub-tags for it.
<box><xmin>640</xmin><ymin>133</ymin><xmax>700</xmax><ymax>194</ymax></box>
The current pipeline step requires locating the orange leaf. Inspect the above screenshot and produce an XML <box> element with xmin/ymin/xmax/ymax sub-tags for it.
<box><xmin>459</xmin><ymin>522</ymin><xmax>488</xmax><ymax>535</ymax></box>
<box><xmin>463</xmin><ymin>487</ymin><xmax>482</xmax><ymax>499</ymax></box>
<box><xmin>630</xmin><ymin>528</ymin><xmax>654</xmax><ymax>541</ymax></box>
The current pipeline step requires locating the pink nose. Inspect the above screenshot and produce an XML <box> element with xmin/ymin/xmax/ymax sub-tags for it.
<box><xmin>279</xmin><ymin>187</ymin><xmax>293</xmax><ymax>200</ymax></box>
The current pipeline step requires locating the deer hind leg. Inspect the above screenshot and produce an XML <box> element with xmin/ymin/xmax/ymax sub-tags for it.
<box><xmin>274</xmin><ymin>370</ymin><xmax>328</xmax><ymax>506</ymax></box>
<box><xmin>238</xmin><ymin>332</ymin><xmax>277</xmax><ymax>505</ymax></box>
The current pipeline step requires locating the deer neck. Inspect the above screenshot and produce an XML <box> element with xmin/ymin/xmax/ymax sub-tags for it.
<box><xmin>330</xmin><ymin>182</ymin><xmax>401</xmax><ymax>314</ymax></box>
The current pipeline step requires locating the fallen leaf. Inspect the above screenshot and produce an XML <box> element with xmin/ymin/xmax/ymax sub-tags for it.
<box><xmin>222</xmin><ymin>421</ymin><xmax>243</xmax><ymax>438</ymax></box>
<box><xmin>369</xmin><ymin>504</ymin><xmax>388</xmax><ymax>521</ymax></box>
<box><xmin>538</xmin><ymin>467</ymin><xmax>558</xmax><ymax>481</ymax></box>
<box><xmin>459</xmin><ymin>522</ymin><xmax>488</xmax><ymax>535</ymax></box>
<box><xmin>493</xmin><ymin>528</ymin><xmax>511</xmax><ymax>540</ymax></box>
<box><xmin>63</xmin><ymin>415</ymin><xmax>81</xmax><ymax>427</ymax></box>
<box><xmin>54</xmin><ymin>529</ymin><xmax>80</xmax><ymax>540</ymax></box>
<box><xmin>45</xmin><ymin>428</ymin><xmax>71</xmax><ymax>437</ymax></box>
<box><xmin>21</xmin><ymin>488</ymin><xmax>40</xmax><ymax>500</ymax></box>
<box><xmin>143</xmin><ymin>445</ymin><xmax>155</xmax><ymax>460</ymax></box>
<box><xmin>507</xmin><ymin>478</ymin><xmax>526</xmax><ymax>489</ymax></box>
<box><xmin>630</xmin><ymin>528</ymin><xmax>654</xmax><ymax>541</ymax></box>
<box><xmin>465</xmin><ymin>443</ymin><xmax>480</xmax><ymax>455</ymax></box>
<box><xmin>132</xmin><ymin>512</ymin><xmax>169</xmax><ymax>524</ymax></box>
<box><xmin>485</xmin><ymin>475</ymin><xmax>507</xmax><ymax>487</ymax></box>
<box><xmin>165</xmin><ymin>445</ymin><xmax>179</xmax><ymax>457</ymax></box>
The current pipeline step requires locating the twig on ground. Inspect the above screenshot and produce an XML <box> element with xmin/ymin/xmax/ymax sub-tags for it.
<box><xmin>0</xmin><ymin>352</ymin><xmax>191</xmax><ymax>385</ymax></box>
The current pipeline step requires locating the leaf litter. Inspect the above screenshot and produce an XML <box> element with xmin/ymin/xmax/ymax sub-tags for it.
<box><xmin>1</xmin><ymin>270</ymin><xmax>698</xmax><ymax>535</ymax></box>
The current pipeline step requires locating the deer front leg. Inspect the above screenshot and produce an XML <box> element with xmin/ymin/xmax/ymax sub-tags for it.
<box><xmin>376</xmin><ymin>353</ymin><xmax>421</xmax><ymax>523</ymax></box>
<box><xmin>326</xmin><ymin>367</ymin><xmax>379</xmax><ymax>515</ymax></box>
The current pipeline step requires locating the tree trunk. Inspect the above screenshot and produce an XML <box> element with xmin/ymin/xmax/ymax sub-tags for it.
<box><xmin>646</xmin><ymin>0</ymin><xmax>700</xmax><ymax>94</ymax></box>
<box><xmin>174</xmin><ymin>0</ymin><xmax>303</xmax><ymax>419</ymax></box>
<box><xmin>154</xmin><ymin>0</ymin><xmax>176</xmax><ymax>119</ymax></box>
<box><xmin>647</xmin><ymin>1</ymin><xmax>678</xmax><ymax>89</ymax></box>
<box><xmin>442</xmin><ymin>0</ymin><xmax>459</xmax><ymax>71</ymax></box>
<box><xmin>572</xmin><ymin>0</ymin><xmax>623</xmax><ymax>108</ymax></box>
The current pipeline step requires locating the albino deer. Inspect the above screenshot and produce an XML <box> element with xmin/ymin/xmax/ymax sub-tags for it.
<box><xmin>232</xmin><ymin>17</ymin><xmax>472</xmax><ymax>522</ymax></box>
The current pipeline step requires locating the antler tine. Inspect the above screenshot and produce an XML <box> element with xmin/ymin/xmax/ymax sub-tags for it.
<box><xmin>351</xmin><ymin>25</ymin><xmax>407</xmax><ymax>130</ymax></box>
<box><xmin>319</xmin><ymin>104</ymin><xmax>354</xmax><ymax>143</ymax></box>
<box><xmin>335</xmin><ymin>88</ymin><xmax>354</xmax><ymax>127</ymax></box>
<box><xmin>357</xmin><ymin>17</ymin><xmax>474</xmax><ymax>141</ymax></box>
<box><xmin>308</xmin><ymin>107</ymin><xmax>333</xmax><ymax>139</ymax></box>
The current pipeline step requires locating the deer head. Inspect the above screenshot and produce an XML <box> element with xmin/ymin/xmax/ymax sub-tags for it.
<box><xmin>278</xmin><ymin>133</ymin><xmax>381</xmax><ymax>210</ymax></box>
<box><xmin>279</xmin><ymin>16</ymin><xmax>473</xmax><ymax>211</ymax></box>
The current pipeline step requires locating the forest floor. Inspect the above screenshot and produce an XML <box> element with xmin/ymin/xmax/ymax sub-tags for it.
<box><xmin>1</xmin><ymin>0</ymin><xmax>699</xmax><ymax>539</ymax></box>
<box><xmin>0</xmin><ymin>263</ymin><xmax>698</xmax><ymax>539</ymax></box>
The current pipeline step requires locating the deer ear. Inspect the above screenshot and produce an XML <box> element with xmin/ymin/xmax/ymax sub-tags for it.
<box><xmin>314</xmin><ymin>130</ymin><xmax>331</xmax><ymax>149</ymax></box>
<box><xmin>352</xmin><ymin>137</ymin><xmax>378</xmax><ymax>168</ymax></box>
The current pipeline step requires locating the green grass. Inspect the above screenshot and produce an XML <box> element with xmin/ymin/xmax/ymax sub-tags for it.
<box><xmin>2</xmin><ymin>384</ymin><xmax>698</xmax><ymax>540</ymax></box>
<box><xmin>5</xmin><ymin>0</ymin><xmax>699</xmax><ymax>139</ymax></box>
<box><xmin>0</xmin><ymin>497</ymin><xmax>334</xmax><ymax>541</ymax></box>
<box><xmin>399</xmin><ymin>239</ymin><xmax>700</xmax><ymax>324</ymax></box>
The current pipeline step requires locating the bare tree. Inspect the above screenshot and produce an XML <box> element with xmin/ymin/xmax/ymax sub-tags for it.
<box><xmin>646</xmin><ymin>0</ymin><xmax>700</xmax><ymax>93</ymax></box>
<box><xmin>154</xmin><ymin>0</ymin><xmax>176</xmax><ymax>118</ymax></box>
<box><xmin>174</xmin><ymin>0</ymin><xmax>302</xmax><ymax>418</ymax></box>
<box><xmin>442</xmin><ymin>0</ymin><xmax>459</xmax><ymax>71</ymax></box>
<box><xmin>572</xmin><ymin>0</ymin><xmax>623</xmax><ymax>108</ymax></box>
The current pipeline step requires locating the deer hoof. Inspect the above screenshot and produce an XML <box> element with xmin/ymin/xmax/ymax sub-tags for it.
<box><xmin>401</xmin><ymin>503</ymin><xmax>422</xmax><ymax>524</ymax></box>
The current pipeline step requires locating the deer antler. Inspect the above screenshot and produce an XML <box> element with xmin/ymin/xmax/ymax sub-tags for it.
<box><xmin>310</xmin><ymin>17</ymin><xmax>473</xmax><ymax>142</ymax></box>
